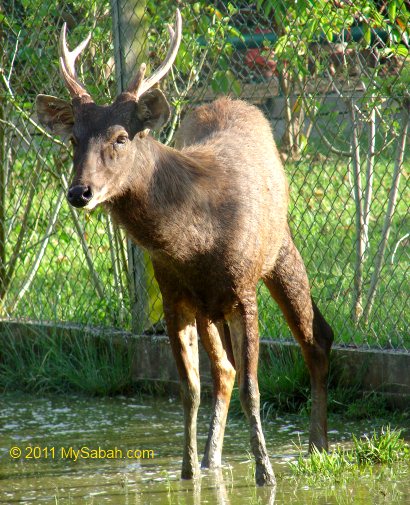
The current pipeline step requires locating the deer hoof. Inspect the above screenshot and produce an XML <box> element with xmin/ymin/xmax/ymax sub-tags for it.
<box><xmin>255</xmin><ymin>464</ymin><xmax>276</xmax><ymax>487</ymax></box>
<box><xmin>181</xmin><ymin>464</ymin><xmax>200</xmax><ymax>480</ymax></box>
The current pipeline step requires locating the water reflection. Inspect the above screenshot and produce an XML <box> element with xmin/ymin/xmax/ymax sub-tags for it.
<box><xmin>197</xmin><ymin>469</ymin><xmax>275</xmax><ymax>505</ymax></box>
<box><xmin>153</xmin><ymin>468</ymin><xmax>276</xmax><ymax>505</ymax></box>
<box><xmin>206</xmin><ymin>469</ymin><xmax>231</xmax><ymax>505</ymax></box>
<box><xmin>0</xmin><ymin>393</ymin><xmax>409</xmax><ymax>505</ymax></box>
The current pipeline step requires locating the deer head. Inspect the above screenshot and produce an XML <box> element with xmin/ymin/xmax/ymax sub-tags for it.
<box><xmin>36</xmin><ymin>10</ymin><xmax>182</xmax><ymax>209</ymax></box>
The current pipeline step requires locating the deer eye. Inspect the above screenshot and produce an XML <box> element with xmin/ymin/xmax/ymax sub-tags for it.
<box><xmin>114</xmin><ymin>134</ymin><xmax>128</xmax><ymax>145</ymax></box>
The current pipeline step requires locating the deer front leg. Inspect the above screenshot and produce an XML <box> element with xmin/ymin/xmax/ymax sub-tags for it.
<box><xmin>163</xmin><ymin>301</ymin><xmax>200</xmax><ymax>479</ymax></box>
<box><xmin>226</xmin><ymin>295</ymin><xmax>276</xmax><ymax>487</ymax></box>
<box><xmin>197</xmin><ymin>316</ymin><xmax>236</xmax><ymax>469</ymax></box>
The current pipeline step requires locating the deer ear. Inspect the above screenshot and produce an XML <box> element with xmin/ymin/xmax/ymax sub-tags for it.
<box><xmin>35</xmin><ymin>94</ymin><xmax>74</xmax><ymax>136</ymax></box>
<box><xmin>137</xmin><ymin>89</ymin><xmax>171</xmax><ymax>131</ymax></box>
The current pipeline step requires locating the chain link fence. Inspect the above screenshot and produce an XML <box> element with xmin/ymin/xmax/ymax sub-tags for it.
<box><xmin>0</xmin><ymin>1</ymin><xmax>409</xmax><ymax>351</ymax></box>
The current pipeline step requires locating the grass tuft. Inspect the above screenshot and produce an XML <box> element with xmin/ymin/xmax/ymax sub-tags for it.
<box><xmin>289</xmin><ymin>426</ymin><xmax>409</xmax><ymax>483</ymax></box>
<box><xmin>290</xmin><ymin>445</ymin><xmax>351</xmax><ymax>482</ymax></box>
<box><xmin>352</xmin><ymin>425</ymin><xmax>409</xmax><ymax>465</ymax></box>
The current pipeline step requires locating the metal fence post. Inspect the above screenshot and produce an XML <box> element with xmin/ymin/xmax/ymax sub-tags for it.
<box><xmin>111</xmin><ymin>0</ymin><xmax>149</xmax><ymax>333</ymax></box>
<box><xmin>0</xmin><ymin>96</ymin><xmax>6</xmax><ymax>302</ymax></box>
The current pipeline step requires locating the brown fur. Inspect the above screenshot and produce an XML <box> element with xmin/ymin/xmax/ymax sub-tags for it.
<box><xmin>36</xmin><ymin>92</ymin><xmax>334</xmax><ymax>486</ymax></box>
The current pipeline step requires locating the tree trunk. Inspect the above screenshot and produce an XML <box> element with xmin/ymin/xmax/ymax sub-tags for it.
<box><xmin>111</xmin><ymin>0</ymin><xmax>150</xmax><ymax>333</ymax></box>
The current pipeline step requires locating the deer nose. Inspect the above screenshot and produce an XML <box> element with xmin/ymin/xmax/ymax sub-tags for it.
<box><xmin>67</xmin><ymin>185</ymin><xmax>93</xmax><ymax>208</ymax></box>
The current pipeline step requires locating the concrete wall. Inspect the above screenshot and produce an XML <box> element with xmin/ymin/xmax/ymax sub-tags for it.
<box><xmin>1</xmin><ymin>321</ymin><xmax>409</xmax><ymax>408</ymax></box>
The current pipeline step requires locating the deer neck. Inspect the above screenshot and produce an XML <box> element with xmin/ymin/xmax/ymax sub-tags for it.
<box><xmin>107</xmin><ymin>135</ymin><xmax>213</xmax><ymax>252</ymax></box>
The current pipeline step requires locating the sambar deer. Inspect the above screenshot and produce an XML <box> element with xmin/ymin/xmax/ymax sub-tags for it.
<box><xmin>36</xmin><ymin>10</ymin><xmax>333</xmax><ymax>486</ymax></box>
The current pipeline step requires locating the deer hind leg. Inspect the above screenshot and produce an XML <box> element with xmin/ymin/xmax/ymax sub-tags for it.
<box><xmin>197</xmin><ymin>315</ymin><xmax>236</xmax><ymax>470</ymax></box>
<box><xmin>263</xmin><ymin>230</ymin><xmax>334</xmax><ymax>452</ymax></box>
<box><xmin>163</xmin><ymin>301</ymin><xmax>200</xmax><ymax>479</ymax></box>
<box><xmin>226</xmin><ymin>294</ymin><xmax>276</xmax><ymax>487</ymax></box>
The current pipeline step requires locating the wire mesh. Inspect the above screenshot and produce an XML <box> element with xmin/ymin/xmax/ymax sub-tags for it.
<box><xmin>0</xmin><ymin>0</ymin><xmax>409</xmax><ymax>351</ymax></box>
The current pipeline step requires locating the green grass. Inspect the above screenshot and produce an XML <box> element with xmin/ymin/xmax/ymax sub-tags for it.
<box><xmin>229</xmin><ymin>345</ymin><xmax>310</xmax><ymax>417</ymax></box>
<box><xmin>0</xmin><ymin>327</ymin><xmax>403</xmax><ymax>422</ymax></box>
<box><xmin>2</xmin><ymin>146</ymin><xmax>409</xmax><ymax>350</ymax></box>
<box><xmin>258</xmin><ymin>150</ymin><xmax>409</xmax><ymax>349</ymax></box>
<box><xmin>0</xmin><ymin>326</ymin><xmax>175</xmax><ymax>396</ymax></box>
<box><xmin>229</xmin><ymin>344</ymin><xmax>398</xmax><ymax>420</ymax></box>
<box><xmin>353</xmin><ymin>426</ymin><xmax>409</xmax><ymax>465</ymax></box>
<box><xmin>0</xmin><ymin>328</ymin><xmax>134</xmax><ymax>395</ymax></box>
<box><xmin>290</xmin><ymin>426</ymin><xmax>410</xmax><ymax>483</ymax></box>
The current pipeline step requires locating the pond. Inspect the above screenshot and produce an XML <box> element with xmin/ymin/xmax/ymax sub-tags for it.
<box><xmin>0</xmin><ymin>393</ymin><xmax>409</xmax><ymax>504</ymax></box>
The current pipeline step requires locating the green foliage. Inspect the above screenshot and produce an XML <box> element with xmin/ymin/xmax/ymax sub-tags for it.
<box><xmin>258</xmin><ymin>346</ymin><xmax>311</xmax><ymax>416</ymax></box>
<box><xmin>229</xmin><ymin>342</ymin><xmax>402</xmax><ymax>421</ymax></box>
<box><xmin>353</xmin><ymin>426</ymin><xmax>410</xmax><ymax>465</ymax></box>
<box><xmin>258</xmin><ymin>150</ymin><xmax>410</xmax><ymax>349</ymax></box>
<box><xmin>290</xmin><ymin>426</ymin><xmax>409</xmax><ymax>483</ymax></box>
<box><xmin>0</xmin><ymin>329</ymin><xmax>134</xmax><ymax>395</ymax></box>
<box><xmin>290</xmin><ymin>445</ymin><xmax>352</xmax><ymax>482</ymax></box>
<box><xmin>1</xmin><ymin>0</ymin><xmax>113</xmax><ymax>100</ymax></box>
<box><xmin>255</xmin><ymin>0</ymin><xmax>410</xmax><ymax>159</ymax></box>
<box><xmin>0</xmin><ymin>1</ymin><xmax>408</xmax><ymax>350</ymax></box>
<box><xmin>229</xmin><ymin>345</ymin><xmax>310</xmax><ymax>418</ymax></box>
<box><xmin>146</xmin><ymin>1</ymin><xmax>242</xmax><ymax>98</ymax></box>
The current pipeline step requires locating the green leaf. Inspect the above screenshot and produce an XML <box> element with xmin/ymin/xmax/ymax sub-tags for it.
<box><xmin>396</xmin><ymin>44</ymin><xmax>409</xmax><ymax>57</ymax></box>
<box><xmin>388</xmin><ymin>1</ymin><xmax>397</xmax><ymax>24</ymax></box>
<box><xmin>230</xmin><ymin>77</ymin><xmax>241</xmax><ymax>97</ymax></box>
<box><xmin>192</xmin><ymin>2</ymin><xmax>201</xmax><ymax>15</ymax></box>
<box><xmin>227</xmin><ymin>26</ymin><xmax>243</xmax><ymax>40</ymax></box>
<box><xmin>298</xmin><ymin>133</ymin><xmax>308</xmax><ymax>153</ymax></box>
<box><xmin>363</xmin><ymin>24</ymin><xmax>371</xmax><ymax>47</ymax></box>
<box><xmin>211</xmin><ymin>70</ymin><xmax>241</xmax><ymax>96</ymax></box>
<box><xmin>324</xmin><ymin>26</ymin><xmax>334</xmax><ymax>43</ymax></box>
<box><xmin>274</xmin><ymin>35</ymin><xmax>289</xmax><ymax>57</ymax></box>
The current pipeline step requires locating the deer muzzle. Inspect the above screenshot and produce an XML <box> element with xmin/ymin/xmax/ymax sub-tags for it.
<box><xmin>67</xmin><ymin>184</ymin><xmax>93</xmax><ymax>208</ymax></box>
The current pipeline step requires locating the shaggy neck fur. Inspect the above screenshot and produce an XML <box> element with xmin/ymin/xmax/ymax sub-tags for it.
<box><xmin>107</xmin><ymin>135</ymin><xmax>218</xmax><ymax>256</ymax></box>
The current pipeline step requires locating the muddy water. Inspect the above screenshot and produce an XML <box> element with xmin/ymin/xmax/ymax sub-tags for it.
<box><xmin>0</xmin><ymin>393</ymin><xmax>409</xmax><ymax>504</ymax></box>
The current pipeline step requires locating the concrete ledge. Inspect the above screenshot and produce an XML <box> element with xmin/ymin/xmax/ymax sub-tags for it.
<box><xmin>1</xmin><ymin>320</ymin><xmax>409</xmax><ymax>407</ymax></box>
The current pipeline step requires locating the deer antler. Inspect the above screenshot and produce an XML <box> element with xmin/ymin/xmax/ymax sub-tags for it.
<box><xmin>127</xmin><ymin>9</ymin><xmax>182</xmax><ymax>99</ymax></box>
<box><xmin>59</xmin><ymin>23</ymin><xmax>92</xmax><ymax>99</ymax></box>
